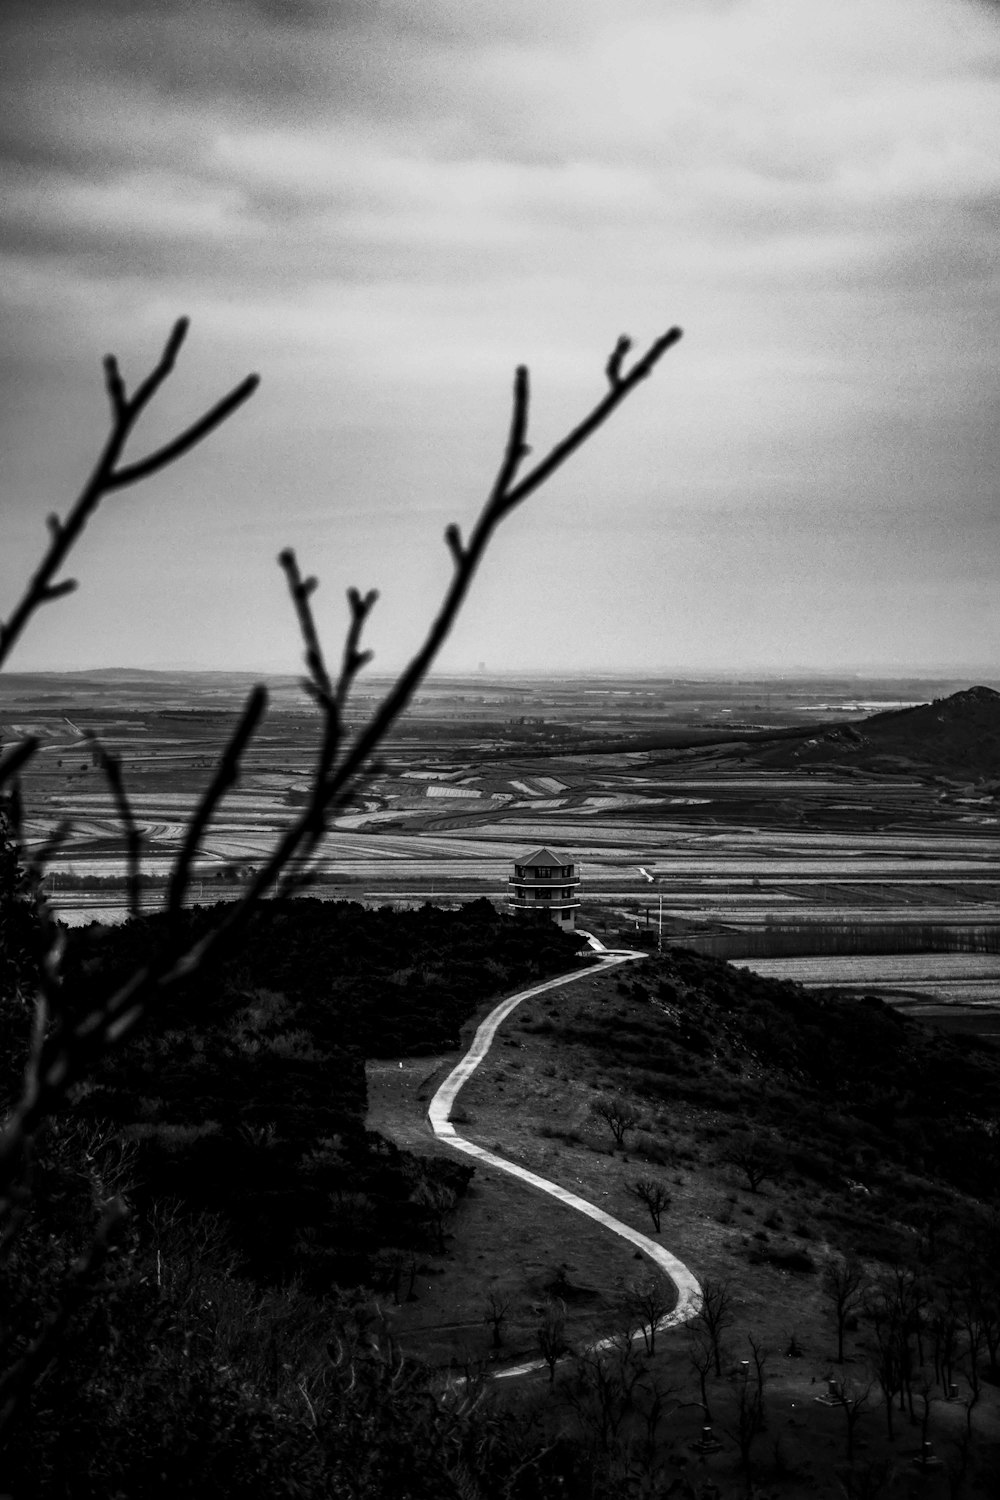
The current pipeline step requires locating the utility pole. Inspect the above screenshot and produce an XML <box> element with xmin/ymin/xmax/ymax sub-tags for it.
<box><xmin>637</xmin><ymin>866</ymin><xmax>663</xmax><ymax>952</ymax></box>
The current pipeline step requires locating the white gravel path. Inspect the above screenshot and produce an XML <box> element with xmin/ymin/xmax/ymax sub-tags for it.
<box><xmin>427</xmin><ymin>952</ymin><xmax>703</xmax><ymax>1380</ymax></box>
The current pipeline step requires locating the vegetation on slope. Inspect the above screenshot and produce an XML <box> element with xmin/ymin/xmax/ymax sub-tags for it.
<box><xmin>1</xmin><ymin>897</ymin><xmax>592</xmax><ymax>1496</ymax></box>
<box><xmin>576</xmin><ymin>949</ymin><xmax>1000</xmax><ymax>1241</ymax></box>
<box><xmin>4</xmin><ymin>893</ymin><xmax>1000</xmax><ymax>1496</ymax></box>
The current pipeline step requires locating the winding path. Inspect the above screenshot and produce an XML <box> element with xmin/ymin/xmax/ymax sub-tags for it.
<box><xmin>427</xmin><ymin>950</ymin><xmax>703</xmax><ymax>1378</ymax></box>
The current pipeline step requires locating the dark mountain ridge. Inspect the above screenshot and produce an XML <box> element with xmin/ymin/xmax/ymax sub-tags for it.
<box><xmin>755</xmin><ymin>685</ymin><xmax>1000</xmax><ymax>784</ymax></box>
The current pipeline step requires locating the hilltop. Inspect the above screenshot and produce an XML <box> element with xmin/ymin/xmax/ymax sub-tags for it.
<box><xmin>7</xmin><ymin>892</ymin><xmax>1000</xmax><ymax>1496</ymax></box>
<box><xmin>753</xmin><ymin>685</ymin><xmax>1000</xmax><ymax>785</ymax></box>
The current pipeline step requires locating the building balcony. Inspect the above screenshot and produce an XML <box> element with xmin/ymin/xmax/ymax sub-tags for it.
<box><xmin>507</xmin><ymin>875</ymin><xmax>580</xmax><ymax>891</ymax></box>
<box><xmin>508</xmin><ymin>892</ymin><xmax>581</xmax><ymax>911</ymax></box>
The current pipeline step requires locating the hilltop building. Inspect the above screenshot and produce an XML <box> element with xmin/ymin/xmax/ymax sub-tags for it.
<box><xmin>507</xmin><ymin>846</ymin><xmax>581</xmax><ymax>930</ymax></box>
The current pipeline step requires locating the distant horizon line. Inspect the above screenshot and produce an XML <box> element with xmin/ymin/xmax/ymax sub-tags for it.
<box><xmin>4</xmin><ymin>663</ymin><xmax>998</xmax><ymax>684</ymax></box>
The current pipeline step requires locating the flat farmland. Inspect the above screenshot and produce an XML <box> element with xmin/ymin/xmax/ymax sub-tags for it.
<box><xmin>733</xmin><ymin>952</ymin><xmax>1000</xmax><ymax>1037</ymax></box>
<box><xmin>4</xmin><ymin>668</ymin><xmax>999</xmax><ymax>1029</ymax></box>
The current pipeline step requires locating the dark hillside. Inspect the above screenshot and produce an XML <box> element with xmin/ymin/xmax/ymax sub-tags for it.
<box><xmin>51</xmin><ymin>899</ymin><xmax>590</xmax><ymax>1286</ymax></box>
<box><xmin>564</xmin><ymin>946</ymin><xmax>1000</xmax><ymax>1255</ymax></box>
<box><xmin>754</xmin><ymin>685</ymin><xmax>1000</xmax><ymax>782</ymax></box>
<box><xmin>7</xmin><ymin>900</ymin><xmax>1000</xmax><ymax>1495</ymax></box>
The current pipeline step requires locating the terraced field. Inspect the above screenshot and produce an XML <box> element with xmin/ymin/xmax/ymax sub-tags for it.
<box><xmin>5</xmin><ymin>669</ymin><xmax>999</xmax><ymax>1027</ymax></box>
<box><xmin>733</xmin><ymin>952</ymin><xmax>1000</xmax><ymax>1035</ymax></box>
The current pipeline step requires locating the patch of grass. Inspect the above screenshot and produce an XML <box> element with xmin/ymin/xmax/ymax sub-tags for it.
<box><xmin>633</xmin><ymin>1132</ymin><xmax>672</xmax><ymax>1165</ymax></box>
<box><xmin>537</xmin><ymin>1123</ymin><xmax>584</xmax><ymax>1146</ymax></box>
<box><xmin>747</xmin><ymin>1242</ymin><xmax>818</xmax><ymax>1274</ymax></box>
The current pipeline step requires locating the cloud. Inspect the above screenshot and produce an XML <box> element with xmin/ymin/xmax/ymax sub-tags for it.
<box><xmin>1</xmin><ymin>0</ymin><xmax>998</xmax><ymax>671</ymax></box>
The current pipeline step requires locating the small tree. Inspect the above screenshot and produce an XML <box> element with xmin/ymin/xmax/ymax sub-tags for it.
<box><xmin>623</xmin><ymin>1275</ymin><xmax>674</xmax><ymax>1358</ymax></box>
<box><xmin>838</xmin><ymin>1377</ymin><xmax>875</xmax><ymax>1466</ymax></box>
<box><xmin>693</xmin><ymin>1275</ymin><xmax>735</xmax><ymax>1377</ymax></box>
<box><xmin>414</xmin><ymin>1179</ymin><xmax>458</xmax><ymax>1254</ymax></box>
<box><xmin>686</xmin><ymin>1322</ymin><xmax>717</xmax><ymax>1423</ymax></box>
<box><xmin>726</xmin><ymin>1349</ymin><xmax>767</xmax><ymax>1494</ymax></box>
<box><xmin>956</xmin><ymin>1352</ymin><xmax>983</xmax><ymax>1440</ymax></box>
<box><xmin>823</xmin><ymin>1255</ymin><xmax>866</xmax><ymax>1364</ymax></box>
<box><xmin>628</xmin><ymin>1177</ymin><xmax>672</xmax><ymax>1233</ymax></box>
<box><xmin>483</xmin><ymin>1290</ymin><xmax>510</xmax><ymax>1351</ymax></box>
<box><xmin>562</xmin><ymin>1333</ymin><xmax>644</xmax><ymax>1461</ymax></box>
<box><xmin>864</xmin><ymin>1303</ymin><xmax>901</xmax><ymax>1443</ymax></box>
<box><xmin>536</xmin><ymin>1299</ymin><xmax>570</xmax><ymax>1385</ymax></box>
<box><xmin>747</xmin><ymin>1332</ymin><xmax>768</xmax><ymax>1412</ymax></box>
<box><xmin>916</xmin><ymin>1372</ymin><xmax>936</xmax><ymax>1458</ymax></box>
<box><xmin>723</xmin><ymin>1131</ymin><xmax>779</xmax><ymax>1194</ymax></box>
<box><xmin>630</xmin><ymin>1370</ymin><xmax>678</xmax><ymax>1483</ymax></box>
<box><xmin>944</xmin><ymin>1426</ymin><xmax>973</xmax><ymax>1499</ymax></box>
<box><xmin>929</xmin><ymin>1298</ymin><xmax>960</xmax><ymax>1395</ymax></box>
<box><xmin>591</xmin><ymin>1097</ymin><xmax>637</xmax><ymax>1150</ymax></box>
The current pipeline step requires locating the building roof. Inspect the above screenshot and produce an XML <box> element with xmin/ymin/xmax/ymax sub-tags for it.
<box><xmin>515</xmin><ymin>846</ymin><xmax>573</xmax><ymax>867</ymax></box>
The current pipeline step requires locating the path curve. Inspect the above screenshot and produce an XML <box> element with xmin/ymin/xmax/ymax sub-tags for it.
<box><xmin>427</xmin><ymin>952</ymin><xmax>703</xmax><ymax>1379</ymax></box>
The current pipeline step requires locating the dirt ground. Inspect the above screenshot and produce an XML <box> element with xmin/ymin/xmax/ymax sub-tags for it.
<box><xmin>365</xmin><ymin>964</ymin><xmax>1000</xmax><ymax>1496</ymax></box>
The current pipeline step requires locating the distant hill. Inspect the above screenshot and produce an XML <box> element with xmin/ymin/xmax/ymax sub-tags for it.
<box><xmin>755</xmin><ymin>686</ymin><xmax>1000</xmax><ymax>784</ymax></box>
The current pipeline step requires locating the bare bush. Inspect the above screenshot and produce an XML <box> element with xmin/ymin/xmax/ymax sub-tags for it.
<box><xmin>724</xmin><ymin>1339</ymin><xmax>768</xmax><ymax>1490</ymax></box>
<box><xmin>623</xmin><ymin>1275</ymin><xmax>674</xmax><ymax>1358</ymax></box>
<box><xmin>627</xmin><ymin>1176</ymin><xmax>672</xmax><ymax>1233</ymax></box>
<box><xmin>591</xmin><ymin>1096</ymin><xmax>637</xmax><ymax>1150</ymax></box>
<box><xmin>692</xmin><ymin>1275</ymin><xmax>735</xmax><ymax>1378</ymax></box>
<box><xmin>823</xmin><ymin>1254</ymin><xmax>867</xmax><ymax>1364</ymax></box>
<box><xmin>536</xmin><ymin>1299</ymin><xmax>571</xmax><ymax>1385</ymax></box>
<box><xmin>483</xmin><ymin>1290</ymin><xmax>511</xmax><ymax>1351</ymax></box>
<box><xmin>723</xmin><ymin>1130</ymin><xmax>780</xmax><ymax>1194</ymax></box>
<box><xmin>685</xmin><ymin>1322</ymin><xmax>718</xmax><ymax>1423</ymax></box>
<box><xmin>838</xmin><ymin>1377</ymin><xmax>875</xmax><ymax>1466</ymax></box>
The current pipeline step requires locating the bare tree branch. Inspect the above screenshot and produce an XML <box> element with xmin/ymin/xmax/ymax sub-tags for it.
<box><xmin>0</xmin><ymin>320</ymin><xmax>685</xmax><ymax>1421</ymax></box>
<box><xmin>0</xmin><ymin>319</ymin><xmax>258</xmax><ymax>672</ymax></box>
<box><xmin>0</xmin><ymin>740</ymin><xmax>39</xmax><ymax>787</ymax></box>
<box><xmin>106</xmin><ymin>374</ymin><xmax>261</xmax><ymax>491</ymax></box>
<box><xmin>87</xmin><ymin>737</ymin><xmax>144</xmax><ymax>919</ymax></box>
<box><xmin>166</xmin><ymin>685</ymin><xmax>268</xmax><ymax>923</ymax></box>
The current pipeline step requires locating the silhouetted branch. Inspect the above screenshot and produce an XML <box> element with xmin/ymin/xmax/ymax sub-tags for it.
<box><xmin>107</xmin><ymin>374</ymin><xmax>260</xmax><ymax>491</ymax></box>
<box><xmin>0</xmin><ymin>318</ymin><xmax>684</xmax><ymax>1425</ymax></box>
<box><xmin>0</xmin><ymin>740</ymin><xmax>39</xmax><ymax>789</ymax></box>
<box><xmin>37</xmin><ymin>328</ymin><xmax>677</xmax><ymax>1048</ymax></box>
<box><xmin>0</xmin><ymin>319</ymin><xmax>258</xmax><ymax>673</ymax></box>
<box><xmin>166</xmin><ymin>685</ymin><xmax>268</xmax><ymax>923</ymax></box>
<box><xmin>316</xmin><ymin>327</ymin><xmax>682</xmax><ymax>807</ymax></box>
<box><xmin>279</xmin><ymin>550</ymin><xmax>336</xmax><ymax>708</ymax></box>
<box><xmin>87</xmin><ymin>738</ymin><xmax>144</xmax><ymax>920</ymax></box>
<box><xmin>606</xmin><ymin>335</ymin><xmax>632</xmax><ymax>389</ymax></box>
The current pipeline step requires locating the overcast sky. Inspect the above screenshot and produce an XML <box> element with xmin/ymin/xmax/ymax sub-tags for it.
<box><xmin>1</xmin><ymin>0</ymin><xmax>998</xmax><ymax>676</ymax></box>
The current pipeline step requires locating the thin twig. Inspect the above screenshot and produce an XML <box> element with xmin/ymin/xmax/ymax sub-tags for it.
<box><xmin>107</xmin><ymin>374</ymin><xmax>260</xmax><ymax>491</ymax></box>
<box><xmin>316</xmin><ymin>327</ymin><xmax>683</xmax><ymax>803</ymax></box>
<box><xmin>166</xmin><ymin>686</ymin><xmax>268</xmax><ymax>923</ymax></box>
<box><xmin>0</xmin><ymin>320</ymin><xmax>258</xmax><ymax>670</ymax></box>
<box><xmin>279</xmin><ymin>550</ymin><xmax>335</xmax><ymax>706</ymax></box>
<box><xmin>87</xmin><ymin>737</ymin><xmax>143</xmax><ymax>919</ymax></box>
